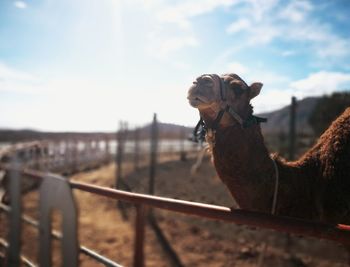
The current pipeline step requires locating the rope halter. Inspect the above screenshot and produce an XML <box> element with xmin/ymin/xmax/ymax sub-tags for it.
<box><xmin>192</xmin><ymin>74</ymin><xmax>267</xmax><ymax>143</ymax></box>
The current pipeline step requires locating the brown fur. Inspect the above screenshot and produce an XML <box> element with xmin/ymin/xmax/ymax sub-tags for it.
<box><xmin>212</xmin><ymin>108</ymin><xmax>350</xmax><ymax>223</ymax></box>
<box><xmin>188</xmin><ymin>73</ymin><xmax>350</xmax><ymax>223</ymax></box>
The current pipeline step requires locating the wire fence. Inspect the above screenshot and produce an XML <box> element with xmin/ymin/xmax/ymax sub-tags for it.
<box><xmin>1</xmin><ymin>106</ymin><xmax>350</xmax><ymax>267</ymax></box>
<box><xmin>1</xmin><ymin>164</ymin><xmax>350</xmax><ymax>267</ymax></box>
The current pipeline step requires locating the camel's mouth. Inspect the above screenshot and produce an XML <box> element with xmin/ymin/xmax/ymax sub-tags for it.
<box><xmin>187</xmin><ymin>93</ymin><xmax>213</xmax><ymax>108</ymax></box>
<box><xmin>187</xmin><ymin>95</ymin><xmax>205</xmax><ymax>107</ymax></box>
<box><xmin>187</xmin><ymin>83</ymin><xmax>214</xmax><ymax>108</ymax></box>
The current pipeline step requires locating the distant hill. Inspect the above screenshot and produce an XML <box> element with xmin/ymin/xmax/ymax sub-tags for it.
<box><xmin>258</xmin><ymin>97</ymin><xmax>319</xmax><ymax>135</ymax></box>
<box><xmin>0</xmin><ymin>123</ymin><xmax>194</xmax><ymax>143</ymax></box>
<box><xmin>0</xmin><ymin>97</ymin><xmax>320</xmax><ymax>143</ymax></box>
<box><xmin>0</xmin><ymin>129</ymin><xmax>115</xmax><ymax>143</ymax></box>
<box><xmin>137</xmin><ymin>122</ymin><xmax>193</xmax><ymax>139</ymax></box>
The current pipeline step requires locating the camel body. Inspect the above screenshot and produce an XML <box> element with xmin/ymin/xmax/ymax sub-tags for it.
<box><xmin>212</xmin><ymin>108</ymin><xmax>350</xmax><ymax>224</ymax></box>
<box><xmin>187</xmin><ymin>73</ymin><xmax>350</xmax><ymax>224</ymax></box>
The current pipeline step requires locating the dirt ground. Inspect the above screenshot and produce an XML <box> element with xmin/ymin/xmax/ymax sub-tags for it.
<box><xmin>1</xmin><ymin>154</ymin><xmax>349</xmax><ymax>266</ymax></box>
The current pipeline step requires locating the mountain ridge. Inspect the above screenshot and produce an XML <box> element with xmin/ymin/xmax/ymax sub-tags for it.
<box><xmin>0</xmin><ymin>96</ymin><xmax>319</xmax><ymax>142</ymax></box>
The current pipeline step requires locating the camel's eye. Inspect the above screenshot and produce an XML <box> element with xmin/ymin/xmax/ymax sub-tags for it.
<box><xmin>200</xmin><ymin>77</ymin><xmax>214</xmax><ymax>87</ymax></box>
<box><xmin>230</xmin><ymin>82</ymin><xmax>244</xmax><ymax>96</ymax></box>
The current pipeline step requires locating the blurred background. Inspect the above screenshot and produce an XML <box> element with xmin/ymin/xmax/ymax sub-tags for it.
<box><xmin>1</xmin><ymin>0</ymin><xmax>350</xmax><ymax>131</ymax></box>
<box><xmin>1</xmin><ymin>0</ymin><xmax>350</xmax><ymax>266</ymax></box>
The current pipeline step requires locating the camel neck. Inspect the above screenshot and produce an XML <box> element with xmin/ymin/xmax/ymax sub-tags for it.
<box><xmin>212</xmin><ymin>124</ymin><xmax>276</xmax><ymax>212</ymax></box>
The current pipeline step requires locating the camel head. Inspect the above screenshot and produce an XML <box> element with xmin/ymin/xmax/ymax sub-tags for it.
<box><xmin>187</xmin><ymin>73</ymin><xmax>263</xmax><ymax>127</ymax></box>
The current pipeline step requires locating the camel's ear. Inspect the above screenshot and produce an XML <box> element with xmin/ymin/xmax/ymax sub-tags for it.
<box><xmin>249</xmin><ymin>82</ymin><xmax>263</xmax><ymax>99</ymax></box>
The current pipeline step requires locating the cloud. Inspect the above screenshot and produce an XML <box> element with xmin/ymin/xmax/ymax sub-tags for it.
<box><xmin>157</xmin><ymin>0</ymin><xmax>239</xmax><ymax>29</ymax></box>
<box><xmin>279</xmin><ymin>0</ymin><xmax>313</xmax><ymax>23</ymax></box>
<box><xmin>244</xmin><ymin>0</ymin><xmax>279</xmax><ymax>22</ymax></box>
<box><xmin>287</xmin><ymin>21</ymin><xmax>350</xmax><ymax>59</ymax></box>
<box><xmin>290</xmin><ymin>71</ymin><xmax>350</xmax><ymax>97</ymax></box>
<box><xmin>226</xmin><ymin>19</ymin><xmax>251</xmax><ymax>34</ymax></box>
<box><xmin>224</xmin><ymin>0</ymin><xmax>350</xmax><ymax>63</ymax></box>
<box><xmin>227</xmin><ymin>62</ymin><xmax>248</xmax><ymax>75</ymax></box>
<box><xmin>14</xmin><ymin>1</ymin><xmax>27</xmax><ymax>9</ymax></box>
<box><xmin>250</xmin><ymin>71</ymin><xmax>350</xmax><ymax>113</ymax></box>
<box><xmin>157</xmin><ymin>36</ymin><xmax>198</xmax><ymax>58</ymax></box>
<box><xmin>225</xmin><ymin>3</ymin><xmax>281</xmax><ymax>45</ymax></box>
<box><xmin>252</xmin><ymin>89</ymin><xmax>292</xmax><ymax>113</ymax></box>
<box><xmin>0</xmin><ymin>62</ymin><xmax>42</xmax><ymax>94</ymax></box>
<box><xmin>281</xmin><ymin>50</ymin><xmax>296</xmax><ymax>57</ymax></box>
<box><xmin>147</xmin><ymin>0</ymin><xmax>241</xmax><ymax>58</ymax></box>
<box><xmin>0</xmin><ymin>62</ymin><xmax>36</xmax><ymax>82</ymax></box>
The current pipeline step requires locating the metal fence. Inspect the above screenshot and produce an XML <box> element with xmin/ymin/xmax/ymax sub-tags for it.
<box><xmin>1</xmin><ymin>111</ymin><xmax>350</xmax><ymax>266</ymax></box>
<box><xmin>1</xmin><ymin>163</ymin><xmax>350</xmax><ymax>267</ymax></box>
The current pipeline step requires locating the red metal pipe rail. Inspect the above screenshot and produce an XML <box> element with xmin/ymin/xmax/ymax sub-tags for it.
<box><xmin>69</xmin><ymin>180</ymin><xmax>350</xmax><ymax>247</ymax></box>
<box><xmin>2</xmin><ymin>164</ymin><xmax>350</xmax><ymax>248</ymax></box>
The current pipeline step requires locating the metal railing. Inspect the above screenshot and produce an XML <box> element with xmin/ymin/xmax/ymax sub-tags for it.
<box><xmin>1</xmin><ymin>163</ymin><xmax>350</xmax><ymax>267</ymax></box>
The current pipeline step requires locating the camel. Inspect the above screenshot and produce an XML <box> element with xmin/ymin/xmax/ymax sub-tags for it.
<box><xmin>187</xmin><ymin>73</ymin><xmax>350</xmax><ymax>224</ymax></box>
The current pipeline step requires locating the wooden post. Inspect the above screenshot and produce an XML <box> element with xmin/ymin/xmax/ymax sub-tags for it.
<box><xmin>51</xmin><ymin>142</ymin><xmax>55</xmax><ymax>169</ymax></box>
<box><xmin>94</xmin><ymin>137</ymin><xmax>100</xmax><ymax>162</ymax></box>
<box><xmin>179</xmin><ymin>126</ymin><xmax>187</xmax><ymax>162</ymax></box>
<box><xmin>73</xmin><ymin>139</ymin><xmax>78</xmax><ymax>172</ymax></box>
<box><xmin>64</xmin><ymin>140</ymin><xmax>70</xmax><ymax>170</ymax></box>
<box><xmin>115</xmin><ymin>122</ymin><xmax>129</xmax><ymax>219</ymax></box>
<box><xmin>134</xmin><ymin>128</ymin><xmax>140</xmax><ymax>171</ymax></box>
<box><xmin>87</xmin><ymin>139</ymin><xmax>92</xmax><ymax>165</ymax></box>
<box><xmin>149</xmin><ymin>114</ymin><xmax>158</xmax><ymax>196</ymax></box>
<box><xmin>133</xmin><ymin>204</ymin><xmax>146</xmax><ymax>267</ymax></box>
<box><xmin>91</xmin><ymin>139</ymin><xmax>97</xmax><ymax>163</ymax></box>
<box><xmin>289</xmin><ymin>96</ymin><xmax>297</xmax><ymax>161</ymax></box>
<box><xmin>46</xmin><ymin>143</ymin><xmax>51</xmax><ymax>170</ymax></box>
<box><xmin>6</xmin><ymin>157</ymin><xmax>21</xmax><ymax>267</ymax></box>
<box><xmin>105</xmin><ymin>135</ymin><xmax>110</xmax><ymax>163</ymax></box>
<box><xmin>115</xmin><ymin>122</ymin><xmax>127</xmax><ymax>190</ymax></box>
<box><xmin>286</xmin><ymin>96</ymin><xmax>297</xmax><ymax>257</ymax></box>
<box><xmin>116</xmin><ymin>125</ymin><xmax>122</xmax><ymax>190</ymax></box>
<box><xmin>34</xmin><ymin>145</ymin><xmax>40</xmax><ymax>170</ymax></box>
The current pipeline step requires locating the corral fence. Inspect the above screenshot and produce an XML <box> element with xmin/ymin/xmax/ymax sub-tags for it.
<box><xmin>0</xmin><ymin>114</ymin><xmax>201</xmax><ymax>266</ymax></box>
<box><xmin>2</xmin><ymin>162</ymin><xmax>350</xmax><ymax>267</ymax></box>
<box><xmin>1</xmin><ymin>106</ymin><xmax>350</xmax><ymax>267</ymax></box>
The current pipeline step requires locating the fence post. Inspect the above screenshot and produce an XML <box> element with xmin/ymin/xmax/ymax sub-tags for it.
<box><xmin>115</xmin><ymin>122</ymin><xmax>127</xmax><ymax>190</ymax></box>
<box><xmin>149</xmin><ymin>114</ymin><xmax>158</xmax><ymax>195</ymax></box>
<box><xmin>179</xmin><ymin>127</ymin><xmax>186</xmax><ymax>162</ymax></box>
<box><xmin>52</xmin><ymin>141</ymin><xmax>59</xmax><ymax>170</ymax></box>
<box><xmin>105</xmin><ymin>135</ymin><xmax>110</xmax><ymax>163</ymax></box>
<box><xmin>134</xmin><ymin>128</ymin><xmax>140</xmax><ymax>171</ymax></box>
<box><xmin>39</xmin><ymin>175</ymin><xmax>79</xmax><ymax>267</ymax></box>
<box><xmin>93</xmin><ymin>137</ymin><xmax>99</xmax><ymax>163</ymax></box>
<box><xmin>64</xmin><ymin>140</ymin><xmax>70</xmax><ymax>171</ymax></box>
<box><xmin>34</xmin><ymin>145</ymin><xmax>39</xmax><ymax>169</ymax></box>
<box><xmin>86</xmin><ymin>138</ymin><xmax>92</xmax><ymax>166</ymax></box>
<box><xmin>115</xmin><ymin>122</ymin><xmax>129</xmax><ymax>219</ymax></box>
<box><xmin>5</xmin><ymin>157</ymin><xmax>21</xmax><ymax>267</ymax></box>
<box><xmin>289</xmin><ymin>96</ymin><xmax>297</xmax><ymax>160</ymax></box>
<box><xmin>286</xmin><ymin>96</ymin><xmax>297</xmax><ymax>256</ymax></box>
<box><xmin>133</xmin><ymin>204</ymin><xmax>146</xmax><ymax>267</ymax></box>
<box><xmin>73</xmin><ymin>139</ymin><xmax>78</xmax><ymax>172</ymax></box>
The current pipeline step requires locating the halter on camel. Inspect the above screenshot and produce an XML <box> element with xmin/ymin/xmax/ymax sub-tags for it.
<box><xmin>192</xmin><ymin>74</ymin><xmax>267</xmax><ymax>144</ymax></box>
<box><xmin>190</xmin><ymin>74</ymin><xmax>279</xmax><ymax>266</ymax></box>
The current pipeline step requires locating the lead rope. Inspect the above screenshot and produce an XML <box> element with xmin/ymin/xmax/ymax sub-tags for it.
<box><xmin>256</xmin><ymin>158</ymin><xmax>279</xmax><ymax>267</ymax></box>
<box><xmin>271</xmin><ymin>158</ymin><xmax>280</xmax><ymax>215</ymax></box>
<box><xmin>190</xmin><ymin>144</ymin><xmax>208</xmax><ymax>175</ymax></box>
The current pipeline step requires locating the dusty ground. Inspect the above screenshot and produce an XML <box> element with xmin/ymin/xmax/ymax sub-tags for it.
<box><xmin>1</xmin><ymin>153</ymin><xmax>349</xmax><ymax>266</ymax></box>
<box><xmin>124</xmin><ymin>157</ymin><xmax>349</xmax><ymax>267</ymax></box>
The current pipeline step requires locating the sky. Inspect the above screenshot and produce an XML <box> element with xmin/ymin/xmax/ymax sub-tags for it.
<box><xmin>1</xmin><ymin>0</ymin><xmax>350</xmax><ymax>132</ymax></box>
